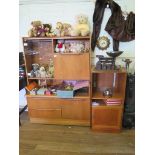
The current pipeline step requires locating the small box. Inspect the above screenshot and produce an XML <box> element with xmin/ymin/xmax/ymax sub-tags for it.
<box><xmin>37</xmin><ymin>88</ymin><xmax>47</xmax><ymax>95</ymax></box>
<box><xmin>57</xmin><ymin>90</ymin><xmax>74</xmax><ymax>98</ymax></box>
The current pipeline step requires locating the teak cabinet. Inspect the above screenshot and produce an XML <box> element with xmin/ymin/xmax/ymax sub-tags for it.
<box><xmin>23</xmin><ymin>36</ymin><xmax>127</xmax><ymax>132</ymax></box>
<box><xmin>23</xmin><ymin>36</ymin><xmax>91</xmax><ymax>126</ymax></box>
<box><xmin>91</xmin><ymin>69</ymin><xmax>127</xmax><ymax>132</ymax></box>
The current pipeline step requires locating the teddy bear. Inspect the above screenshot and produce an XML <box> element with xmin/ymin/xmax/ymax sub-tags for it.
<box><xmin>30</xmin><ymin>63</ymin><xmax>40</xmax><ymax>77</ymax></box>
<box><xmin>43</xmin><ymin>24</ymin><xmax>56</xmax><ymax>37</ymax></box>
<box><xmin>70</xmin><ymin>14</ymin><xmax>90</xmax><ymax>37</ymax></box>
<box><xmin>28</xmin><ymin>21</ymin><xmax>45</xmax><ymax>37</ymax></box>
<box><xmin>69</xmin><ymin>42</ymin><xmax>85</xmax><ymax>53</ymax></box>
<box><xmin>55</xmin><ymin>40</ymin><xmax>65</xmax><ymax>53</ymax></box>
<box><xmin>38</xmin><ymin>66</ymin><xmax>47</xmax><ymax>78</ymax></box>
<box><xmin>63</xmin><ymin>23</ymin><xmax>72</xmax><ymax>36</ymax></box>
<box><xmin>55</xmin><ymin>22</ymin><xmax>65</xmax><ymax>37</ymax></box>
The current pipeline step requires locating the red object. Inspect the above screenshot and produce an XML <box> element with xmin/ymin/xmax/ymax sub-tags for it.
<box><xmin>106</xmin><ymin>99</ymin><xmax>122</xmax><ymax>105</ymax></box>
<box><xmin>58</xmin><ymin>43</ymin><xmax>63</xmax><ymax>48</ymax></box>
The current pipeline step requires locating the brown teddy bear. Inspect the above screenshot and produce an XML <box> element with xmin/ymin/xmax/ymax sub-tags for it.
<box><xmin>28</xmin><ymin>21</ymin><xmax>45</xmax><ymax>37</ymax></box>
<box><xmin>43</xmin><ymin>24</ymin><xmax>56</xmax><ymax>37</ymax></box>
<box><xmin>63</xmin><ymin>23</ymin><xmax>72</xmax><ymax>36</ymax></box>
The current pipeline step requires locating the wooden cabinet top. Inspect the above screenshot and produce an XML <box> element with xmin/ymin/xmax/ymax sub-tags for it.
<box><xmin>91</xmin><ymin>66</ymin><xmax>127</xmax><ymax>74</ymax></box>
<box><xmin>23</xmin><ymin>36</ymin><xmax>91</xmax><ymax>40</ymax></box>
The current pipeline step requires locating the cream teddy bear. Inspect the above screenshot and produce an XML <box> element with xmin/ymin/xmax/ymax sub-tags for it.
<box><xmin>39</xmin><ymin>66</ymin><xmax>47</xmax><ymax>78</ymax></box>
<box><xmin>55</xmin><ymin>22</ymin><xmax>65</xmax><ymax>37</ymax></box>
<box><xmin>71</xmin><ymin>14</ymin><xmax>90</xmax><ymax>37</ymax></box>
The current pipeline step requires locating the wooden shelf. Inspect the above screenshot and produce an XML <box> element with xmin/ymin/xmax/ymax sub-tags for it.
<box><xmin>92</xmin><ymin>67</ymin><xmax>126</xmax><ymax>74</ymax></box>
<box><xmin>92</xmin><ymin>104</ymin><xmax>123</xmax><ymax>108</ymax></box>
<box><xmin>92</xmin><ymin>90</ymin><xmax>123</xmax><ymax>100</ymax></box>
<box><xmin>52</xmin><ymin>36</ymin><xmax>90</xmax><ymax>40</ymax></box>
<box><xmin>23</xmin><ymin>37</ymin><xmax>53</xmax><ymax>40</ymax></box>
<box><xmin>23</xmin><ymin>36</ymin><xmax>90</xmax><ymax>40</ymax></box>
<box><xmin>26</xmin><ymin>92</ymin><xmax>89</xmax><ymax>99</ymax></box>
<box><xmin>27</xmin><ymin>77</ymin><xmax>90</xmax><ymax>81</ymax></box>
<box><xmin>27</xmin><ymin>77</ymin><xmax>54</xmax><ymax>80</ymax></box>
<box><xmin>54</xmin><ymin>52</ymin><xmax>89</xmax><ymax>55</ymax></box>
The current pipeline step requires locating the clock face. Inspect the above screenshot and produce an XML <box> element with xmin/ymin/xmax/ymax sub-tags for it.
<box><xmin>99</xmin><ymin>40</ymin><xmax>107</xmax><ymax>47</ymax></box>
<box><xmin>97</xmin><ymin>36</ymin><xmax>110</xmax><ymax>50</ymax></box>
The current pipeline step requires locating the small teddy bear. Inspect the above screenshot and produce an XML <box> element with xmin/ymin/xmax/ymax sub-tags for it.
<box><xmin>71</xmin><ymin>14</ymin><xmax>90</xmax><ymax>37</ymax></box>
<box><xmin>69</xmin><ymin>42</ymin><xmax>85</xmax><ymax>53</ymax></box>
<box><xmin>63</xmin><ymin>23</ymin><xmax>72</xmax><ymax>36</ymax></box>
<box><xmin>55</xmin><ymin>40</ymin><xmax>65</xmax><ymax>53</ymax></box>
<box><xmin>39</xmin><ymin>66</ymin><xmax>47</xmax><ymax>78</ymax></box>
<box><xmin>28</xmin><ymin>21</ymin><xmax>45</xmax><ymax>37</ymax></box>
<box><xmin>55</xmin><ymin>22</ymin><xmax>65</xmax><ymax>37</ymax></box>
<box><xmin>30</xmin><ymin>63</ymin><xmax>40</xmax><ymax>77</ymax></box>
<box><xmin>43</xmin><ymin>24</ymin><xmax>56</xmax><ymax>37</ymax></box>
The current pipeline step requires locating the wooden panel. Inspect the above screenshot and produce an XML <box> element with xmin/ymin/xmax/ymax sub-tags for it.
<box><xmin>27</xmin><ymin>97</ymin><xmax>61</xmax><ymax>109</ymax></box>
<box><xmin>115</xmin><ymin>73</ymin><xmax>127</xmax><ymax>100</ymax></box>
<box><xmin>29</xmin><ymin>118</ymin><xmax>90</xmax><ymax>126</ymax></box>
<box><xmin>29</xmin><ymin>109</ymin><xmax>61</xmax><ymax>119</ymax></box>
<box><xmin>61</xmin><ymin>99</ymin><xmax>90</xmax><ymax>120</ymax></box>
<box><xmin>54</xmin><ymin>53</ymin><xmax>90</xmax><ymax>80</ymax></box>
<box><xmin>93</xmin><ymin>73</ymin><xmax>114</xmax><ymax>92</ymax></box>
<box><xmin>92</xmin><ymin>106</ymin><xmax>123</xmax><ymax>132</ymax></box>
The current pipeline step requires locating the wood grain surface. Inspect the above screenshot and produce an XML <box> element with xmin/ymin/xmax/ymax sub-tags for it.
<box><xmin>20</xmin><ymin>112</ymin><xmax>135</xmax><ymax>155</ymax></box>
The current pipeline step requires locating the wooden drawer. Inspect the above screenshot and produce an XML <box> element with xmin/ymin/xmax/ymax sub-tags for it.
<box><xmin>29</xmin><ymin>109</ymin><xmax>61</xmax><ymax>119</ymax></box>
<box><xmin>27</xmin><ymin>97</ymin><xmax>61</xmax><ymax>109</ymax></box>
<box><xmin>61</xmin><ymin>99</ymin><xmax>90</xmax><ymax>120</ymax></box>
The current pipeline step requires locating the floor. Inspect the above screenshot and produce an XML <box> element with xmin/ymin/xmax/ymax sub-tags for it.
<box><xmin>19</xmin><ymin>112</ymin><xmax>135</xmax><ymax>155</ymax></box>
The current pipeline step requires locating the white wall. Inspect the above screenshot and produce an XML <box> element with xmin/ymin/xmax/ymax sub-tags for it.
<box><xmin>19</xmin><ymin>0</ymin><xmax>135</xmax><ymax>70</ymax></box>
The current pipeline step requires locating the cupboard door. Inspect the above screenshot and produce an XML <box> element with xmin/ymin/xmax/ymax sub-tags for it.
<box><xmin>61</xmin><ymin>99</ymin><xmax>90</xmax><ymax>120</ymax></box>
<box><xmin>92</xmin><ymin>106</ymin><xmax>123</xmax><ymax>132</ymax></box>
<box><xmin>54</xmin><ymin>53</ymin><xmax>90</xmax><ymax>80</ymax></box>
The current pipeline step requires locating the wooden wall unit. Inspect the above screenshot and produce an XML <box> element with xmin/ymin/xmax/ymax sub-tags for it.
<box><xmin>91</xmin><ymin>70</ymin><xmax>127</xmax><ymax>132</ymax></box>
<box><xmin>23</xmin><ymin>36</ymin><xmax>91</xmax><ymax>126</ymax></box>
<box><xmin>23</xmin><ymin>36</ymin><xmax>127</xmax><ymax>132</ymax></box>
